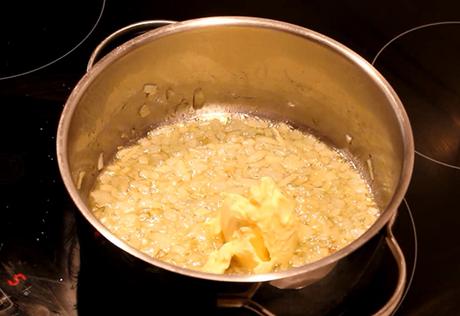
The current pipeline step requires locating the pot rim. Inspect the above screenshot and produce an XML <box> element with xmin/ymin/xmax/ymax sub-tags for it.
<box><xmin>56</xmin><ymin>16</ymin><xmax>414</xmax><ymax>283</ymax></box>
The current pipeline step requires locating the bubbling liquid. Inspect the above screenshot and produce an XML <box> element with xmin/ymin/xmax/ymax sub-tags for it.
<box><xmin>89</xmin><ymin>114</ymin><xmax>379</xmax><ymax>274</ymax></box>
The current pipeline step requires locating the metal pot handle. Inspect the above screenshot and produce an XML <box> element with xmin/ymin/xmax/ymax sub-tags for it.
<box><xmin>373</xmin><ymin>212</ymin><xmax>407</xmax><ymax>316</ymax></box>
<box><xmin>87</xmin><ymin>20</ymin><xmax>177</xmax><ymax>71</ymax></box>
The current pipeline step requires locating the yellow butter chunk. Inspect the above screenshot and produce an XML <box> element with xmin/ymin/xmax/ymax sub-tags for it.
<box><xmin>202</xmin><ymin>177</ymin><xmax>300</xmax><ymax>274</ymax></box>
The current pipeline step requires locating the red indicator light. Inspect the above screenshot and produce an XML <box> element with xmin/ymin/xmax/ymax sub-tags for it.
<box><xmin>7</xmin><ymin>273</ymin><xmax>27</xmax><ymax>286</ymax></box>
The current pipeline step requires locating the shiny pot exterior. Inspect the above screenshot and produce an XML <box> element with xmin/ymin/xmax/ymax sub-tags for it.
<box><xmin>56</xmin><ymin>17</ymin><xmax>414</xmax><ymax>288</ymax></box>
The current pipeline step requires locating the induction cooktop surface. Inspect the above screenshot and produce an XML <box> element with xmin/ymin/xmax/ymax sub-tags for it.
<box><xmin>1</xmin><ymin>1</ymin><xmax>459</xmax><ymax>315</ymax></box>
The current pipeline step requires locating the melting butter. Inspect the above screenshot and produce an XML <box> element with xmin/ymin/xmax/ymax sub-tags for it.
<box><xmin>202</xmin><ymin>177</ymin><xmax>300</xmax><ymax>274</ymax></box>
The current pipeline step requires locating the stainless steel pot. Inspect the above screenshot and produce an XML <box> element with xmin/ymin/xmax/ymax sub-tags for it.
<box><xmin>57</xmin><ymin>17</ymin><xmax>414</xmax><ymax>315</ymax></box>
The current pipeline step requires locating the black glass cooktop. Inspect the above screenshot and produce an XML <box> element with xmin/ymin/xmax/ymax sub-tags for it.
<box><xmin>1</xmin><ymin>1</ymin><xmax>459</xmax><ymax>315</ymax></box>
<box><xmin>0</xmin><ymin>0</ymin><xmax>105</xmax><ymax>80</ymax></box>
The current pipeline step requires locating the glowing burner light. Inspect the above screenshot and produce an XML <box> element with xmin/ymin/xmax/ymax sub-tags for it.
<box><xmin>6</xmin><ymin>273</ymin><xmax>27</xmax><ymax>287</ymax></box>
